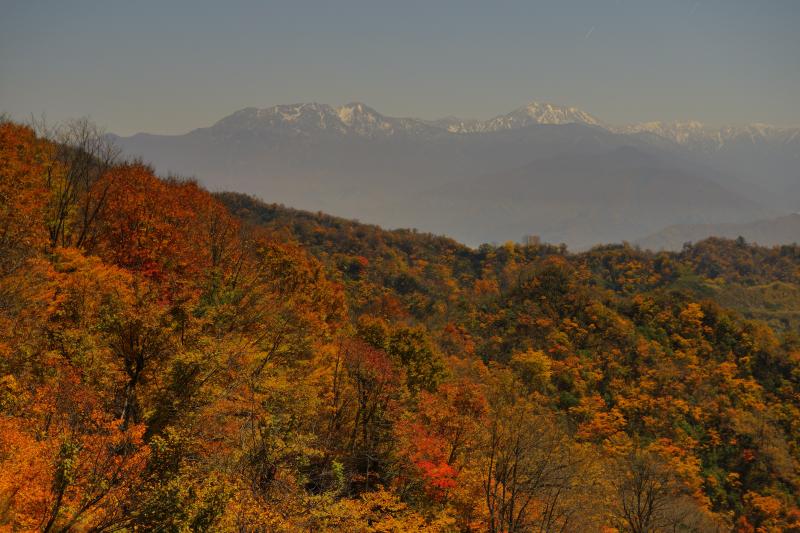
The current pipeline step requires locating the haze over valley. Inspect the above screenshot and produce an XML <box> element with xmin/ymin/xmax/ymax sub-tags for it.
<box><xmin>112</xmin><ymin>100</ymin><xmax>798</xmax><ymax>249</ymax></box>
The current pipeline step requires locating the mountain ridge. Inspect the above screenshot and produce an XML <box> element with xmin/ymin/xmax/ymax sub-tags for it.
<box><xmin>127</xmin><ymin>99</ymin><xmax>799</xmax><ymax>142</ymax></box>
<box><xmin>636</xmin><ymin>213</ymin><xmax>800</xmax><ymax>251</ymax></box>
<box><xmin>109</xmin><ymin>99</ymin><xmax>795</xmax><ymax>248</ymax></box>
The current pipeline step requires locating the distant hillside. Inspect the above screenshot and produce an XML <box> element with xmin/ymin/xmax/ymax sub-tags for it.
<box><xmin>219</xmin><ymin>192</ymin><xmax>800</xmax><ymax>331</ymax></box>
<box><xmin>620</xmin><ymin>122</ymin><xmax>800</xmax><ymax>210</ymax></box>
<box><xmin>415</xmin><ymin>146</ymin><xmax>761</xmax><ymax>249</ymax></box>
<box><xmin>637</xmin><ymin>213</ymin><xmax>800</xmax><ymax>251</ymax></box>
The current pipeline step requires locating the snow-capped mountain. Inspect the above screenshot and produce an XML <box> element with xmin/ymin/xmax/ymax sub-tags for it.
<box><xmin>428</xmin><ymin>102</ymin><xmax>602</xmax><ymax>133</ymax></box>
<box><xmin>204</xmin><ymin>100</ymin><xmax>797</xmax><ymax>148</ymax></box>
<box><xmin>202</xmin><ymin>100</ymin><xmax>800</xmax><ymax>149</ymax></box>
<box><xmin>209</xmin><ymin>102</ymin><xmax>442</xmax><ymax>139</ymax></box>
<box><xmin>207</xmin><ymin>100</ymin><xmax>603</xmax><ymax>139</ymax></box>
<box><xmin>617</xmin><ymin>120</ymin><xmax>800</xmax><ymax>151</ymax></box>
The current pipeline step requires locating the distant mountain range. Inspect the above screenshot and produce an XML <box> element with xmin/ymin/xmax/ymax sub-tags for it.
<box><xmin>617</xmin><ymin>121</ymin><xmax>800</xmax><ymax>210</ymax></box>
<box><xmin>636</xmin><ymin>213</ymin><xmax>800</xmax><ymax>251</ymax></box>
<box><xmin>110</xmin><ymin>100</ymin><xmax>798</xmax><ymax>249</ymax></box>
<box><xmin>425</xmin><ymin>102</ymin><xmax>602</xmax><ymax>133</ymax></box>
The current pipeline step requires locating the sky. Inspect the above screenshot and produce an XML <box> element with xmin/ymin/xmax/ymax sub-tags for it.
<box><xmin>1</xmin><ymin>0</ymin><xmax>798</xmax><ymax>135</ymax></box>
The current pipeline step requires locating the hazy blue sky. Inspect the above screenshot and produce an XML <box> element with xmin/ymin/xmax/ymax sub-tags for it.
<box><xmin>2</xmin><ymin>0</ymin><xmax>798</xmax><ymax>135</ymax></box>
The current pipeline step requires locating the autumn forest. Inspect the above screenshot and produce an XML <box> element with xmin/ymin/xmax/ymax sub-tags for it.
<box><xmin>1</xmin><ymin>119</ymin><xmax>799</xmax><ymax>532</ymax></box>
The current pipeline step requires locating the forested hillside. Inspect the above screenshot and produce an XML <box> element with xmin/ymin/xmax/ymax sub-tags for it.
<box><xmin>2</xmin><ymin>121</ymin><xmax>799</xmax><ymax>531</ymax></box>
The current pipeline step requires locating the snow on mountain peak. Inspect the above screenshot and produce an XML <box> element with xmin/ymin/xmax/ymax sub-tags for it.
<box><xmin>210</xmin><ymin>101</ymin><xmax>796</xmax><ymax>148</ymax></box>
<box><xmin>435</xmin><ymin>101</ymin><xmax>602</xmax><ymax>133</ymax></box>
<box><xmin>617</xmin><ymin>121</ymin><xmax>712</xmax><ymax>145</ymax></box>
<box><xmin>517</xmin><ymin>101</ymin><xmax>601</xmax><ymax>126</ymax></box>
<box><xmin>212</xmin><ymin>100</ymin><xmax>449</xmax><ymax>140</ymax></box>
<box><xmin>333</xmin><ymin>102</ymin><xmax>396</xmax><ymax>134</ymax></box>
<box><xmin>617</xmin><ymin>120</ymin><xmax>800</xmax><ymax>150</ymax></box>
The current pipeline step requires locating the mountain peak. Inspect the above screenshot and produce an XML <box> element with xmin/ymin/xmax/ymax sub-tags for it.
<box><xmin>618</xmin><ymin>120</ymin><xmax>800</xmax><ymax>149</ymax></box>
<box><xmin>437</xmin><ymin>101</ymin><xmax>602</xmax><ymax>133</ymax></box>
<box><xmin>334</xmin><ymin>102</ymin><xmax>383</xmax><ymax>128</ymax></box>
<box><xmin>210</xmin><ymin>101</ymin><xmax>443</xmax><ymax>139</ymax></box>
<box><xmin>513</xmin><ymin>101</ymin><xmax>601</xmax><ymax>126</ymax></box>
